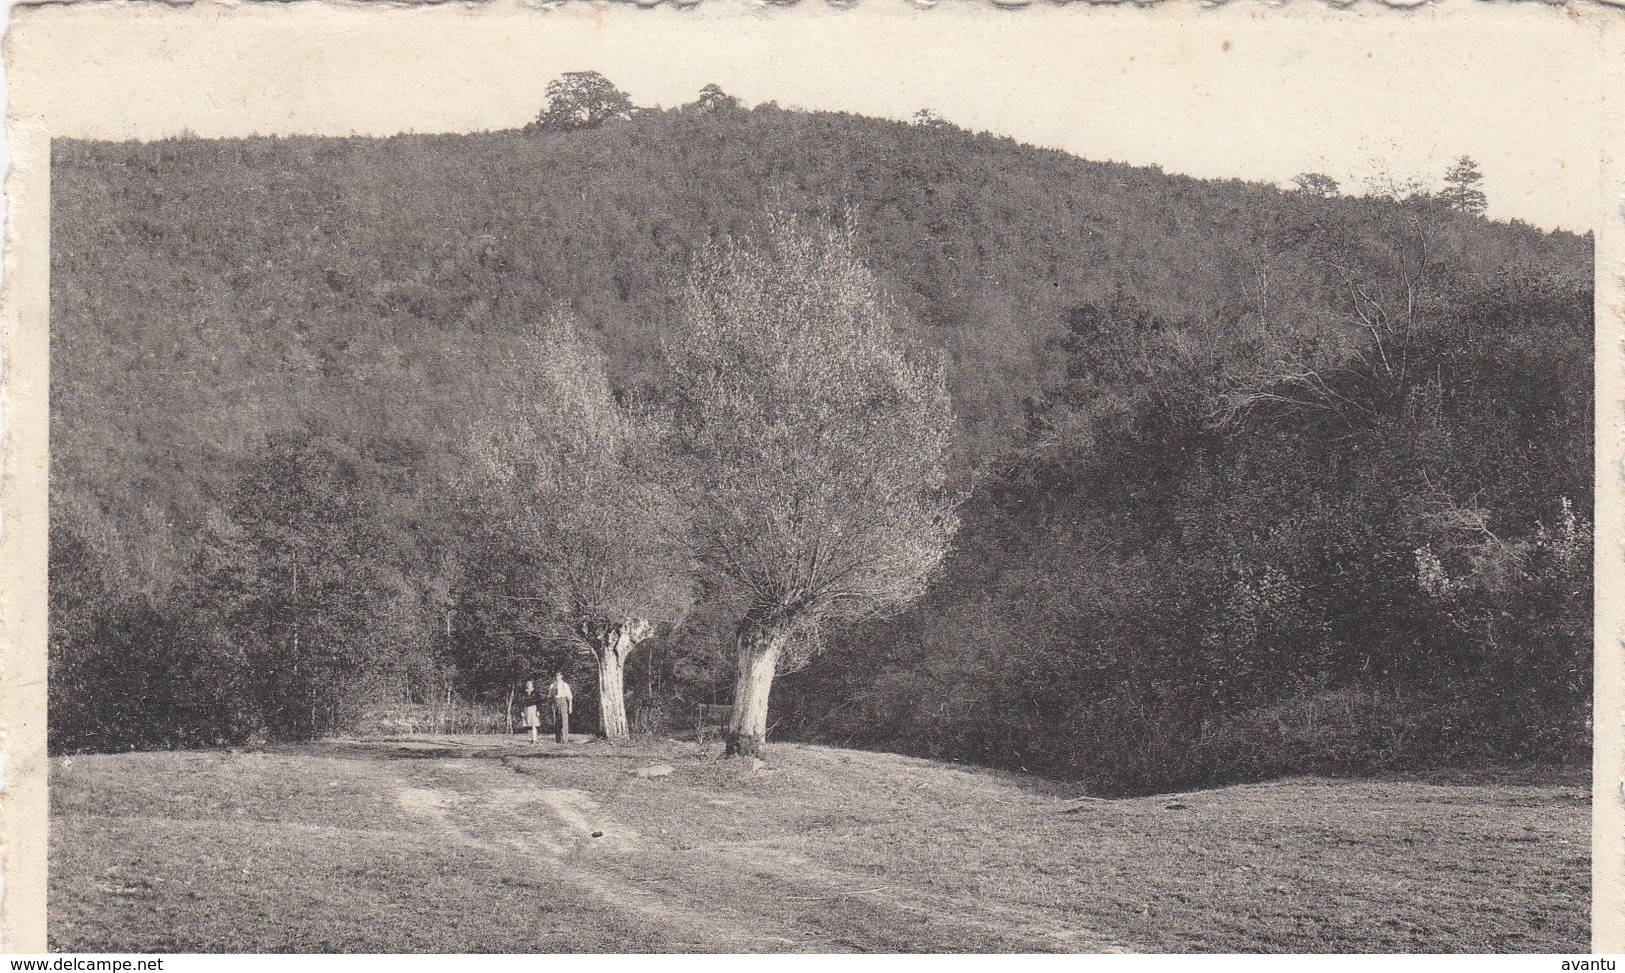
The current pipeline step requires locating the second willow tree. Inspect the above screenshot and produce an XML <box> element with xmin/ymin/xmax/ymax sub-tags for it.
<box><xmin>667</xmin><ymin>214</ymin><xmax>960</xmax><ymax>758</ymax></box>
<box><xmin>470</xmin><ymin>308</ymin><xmax>689</xmax><ymax>740</ymax></box>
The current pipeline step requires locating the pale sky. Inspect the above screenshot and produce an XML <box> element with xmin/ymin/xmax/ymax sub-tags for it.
<box><xmin>10</xmin><ymin>0</ymin><xmax>1616</xmax><ymax>231</ymax></box>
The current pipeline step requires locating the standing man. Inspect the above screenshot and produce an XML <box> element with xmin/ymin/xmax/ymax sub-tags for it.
<box><xmin>550</xmin><ymin>672</ymin><xmax>573</xmax><ymax>744</ymax></box>
<box><xmin>519</xmin><ymin>679</ymin><xmax>543</xmax><ymax>744</ymax></box>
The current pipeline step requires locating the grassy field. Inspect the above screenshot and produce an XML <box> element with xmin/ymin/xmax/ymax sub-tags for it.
<box><xmin>49</xmin><ymin>737</ymin><xmax>1589</xmax><ymax>953</ymax></box>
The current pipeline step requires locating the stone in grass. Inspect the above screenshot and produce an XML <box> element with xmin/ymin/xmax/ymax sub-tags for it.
<box><xmin>634</xmin><ymin>764</ymin><xmax>675</xmax><ymax>778</ymax></box>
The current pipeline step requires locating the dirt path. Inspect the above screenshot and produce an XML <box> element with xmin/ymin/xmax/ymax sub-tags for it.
<box><xmin>395</xmin><ymin>761</ymin><xmax>795</xmax><ymax>950</ymax></box>
<box><xmin>391</xmin><ymin>748</ymin><xmax>1111</xmax><ymax>951</ymax></box>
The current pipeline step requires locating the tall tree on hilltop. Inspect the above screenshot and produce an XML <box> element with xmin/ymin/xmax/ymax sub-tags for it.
<box><xmin>1290</xmin><ymin>172</ymin><xmax>1341</xmax><ymax>198</ymax></box>
<box><xmin>536</xmin><ymin>71</ymin><xmax>637</xmax><ymax>133</ymax></box>
<box><xmin>468</xmin><ymin>308</ymin><xmax>690</xmax><ymax>740</ymax></box>
<box><xmin>667</xmin><ymin>213</ymin><xmax>961</xmax><ymax>758</ymax></box>
<box><xmin>692</xmin><ymin>84</ymin><xmax>741</xmax><ymax>113</ymax></box>
<box><xmin>1439</xmin><ymin>156</ymin><xmax>1488</xmax><ymax>216</ymax></box>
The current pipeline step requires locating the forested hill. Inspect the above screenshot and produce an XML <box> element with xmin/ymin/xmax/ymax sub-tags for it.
<box><xmin>51</xmin><ymin>102</ymin><xmax>1593</xmax><ymax>790</ymax></box>
<box><xmin>51</xmin><ymin>105</ymin><xmax>1587</xmax><ymax>512</ymax></box>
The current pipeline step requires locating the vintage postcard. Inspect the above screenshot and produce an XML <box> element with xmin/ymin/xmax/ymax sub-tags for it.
<box><xmin>2</xmin><ymin>0</ymin><xmax>1621</xmax><ymax>955</ymax></box>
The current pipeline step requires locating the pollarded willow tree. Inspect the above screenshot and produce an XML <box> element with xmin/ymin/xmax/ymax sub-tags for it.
<box><xmin>470</xmin><ymin>308</ymin><xmax>689</xmax><ymax>740</ymax></box>
<box><xmin>668</xmin><ymin>214</ymin><xmax>961</xmax><ymax>758</ymax></box>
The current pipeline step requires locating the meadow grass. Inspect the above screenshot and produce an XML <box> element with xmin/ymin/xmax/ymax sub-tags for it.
<box><xmin>49</xmin><ymin>737</ymin><xmax>1589</xmax><ymax>952</ymax></box>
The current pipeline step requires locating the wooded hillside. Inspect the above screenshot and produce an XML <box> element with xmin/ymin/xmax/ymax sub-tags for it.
<box><xmin>49</xmin><ymin>96</ymin><xmax>1592</xmax><ymax>791</ymax></box>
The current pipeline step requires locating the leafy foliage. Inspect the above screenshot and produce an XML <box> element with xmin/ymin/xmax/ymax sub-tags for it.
<box><xmin>667</xmin><ymin>214</ymin><xmax>959</xmax><ymax>753</ymax></box>
<box><xmin>464</xmin><ymin>306</ymin><xmax>689</xmax><ymax>643</ymax></box>
<box><xmin>463</xmin><ymin>306</ymin><xmax>689</xmax><ymax>737</ymax></box>
<box><xmin>1290</xmin><ymin>172</ymin><xmax>1341</xmax><ymax>198</ymax></box>
<box><xmin>533</xmin><ymin>71</ymin><xmax>636</xmax><ymax>133</ymax></box>
<box><xmin>669</xmin><ymin>214</ymin><xmax>958</xmax><ymax>639</ymax></box>
<box><xmin>692</xmin><ymin>84</ymin><xmax>741</xmax><ymax>114</ymax></box>
<box><xmin>780</xmin><ymin>265</ymin><xmax>1592</xmax><ymax>793</ymax></box>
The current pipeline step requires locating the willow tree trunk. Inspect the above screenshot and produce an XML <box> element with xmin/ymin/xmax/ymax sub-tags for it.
<box><xmin>725</xmin><ymin>624</ymin><xmax>787</xmax><ymax>758</ymax></box>
<box><xmin>597</xmin><ymin>631</ymin><xmax>631</xmax><ymax>741</ymax></box>
<box><xmin>594</xmin><ymin>620</ymin><xmax>652</xmax><ymax>741</ymax></box>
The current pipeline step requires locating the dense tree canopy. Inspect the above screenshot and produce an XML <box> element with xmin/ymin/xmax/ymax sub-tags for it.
<box><xmin>533</xmin><ymin>71</ymin><xmax>636</xmax><ymax>133</ymax></box>
<box><xmin>464</xmin><ymin>307</ymin><xmax>690</xmax><ymax>739</ymax></box>
<box><xmin>667</xmin><ymin>215</ymin><xmax>958</xmax><ymax>755</ymax></box>
<box><xmin>1290</xmin><ymin>172</ymin><xmax>1341</xmax><ymax>198</ymax></box>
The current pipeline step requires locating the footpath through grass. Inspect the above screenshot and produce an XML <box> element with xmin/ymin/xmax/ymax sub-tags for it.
<box><xmin>48</xmin><ymin>736</ymin><xmax>1589</xmax><ymax>952</ymax></box>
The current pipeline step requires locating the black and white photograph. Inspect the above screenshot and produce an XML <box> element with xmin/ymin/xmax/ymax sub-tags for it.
<box><xmin>4</xmin><ymin>1</ymin><xmax>1618</xmax><ymax>956</ymax></box>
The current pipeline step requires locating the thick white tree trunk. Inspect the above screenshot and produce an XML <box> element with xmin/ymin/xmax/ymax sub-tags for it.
<box><xmin>597</xmin><ymin>630</ymin><xmax>631</xmax><ymax>740</ymax></box>
<box><xmin>725</xmin><ymin>624</ymin><xmax>786</xmax><ymax>758</ymax></box>
<box><xmin>593</xmin><ymin>618</ymin><xmax>651</xmax><ymax>742</ymax></box>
